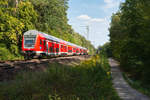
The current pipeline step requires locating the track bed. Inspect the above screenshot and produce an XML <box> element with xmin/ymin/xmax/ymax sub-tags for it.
<box><xmin>0</xmin><ymin>55</ymin><xmax>90</xmax><ymax>82</ymax></box>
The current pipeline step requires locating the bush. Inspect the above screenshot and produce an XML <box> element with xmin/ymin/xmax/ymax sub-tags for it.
<box><xmin>0</xmin><ymin>43</ymin><xmax>23</xmax><ymax>60</ymax></box>
<box><xmin>0</xmin><ymin>43</ymin><xmax>13</xmax><ymax>60</ymax></box>
<box><xmin>0</xmin><ymin>55</ymin><xmax>120</xmax><ymax>100</ymax></box>
<box><xmin>10</xmin><ymin>44</ymin><xmax>20</xmax><ymax>56</ymax></box>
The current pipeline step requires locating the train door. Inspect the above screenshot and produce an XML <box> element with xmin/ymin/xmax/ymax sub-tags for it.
<box><xmin>43</xmin><ymin>39</ymin><xmax>46</xmax><ymax>53</ymax></box>
<box><xmin>68</xmin><ymin>46</ymin><xmax>72</xmax><ymax>55</ymax></box>
<box><xmin>60</xmin><ymin>44</ymin><xmax>63</xmax><ymax>55</ymax></box>
<box><xmin>49</xmin><ymin>41</ymin><xmax>53</xmax><ymax>55</ymax></box>
<box><xmin>46</xmin><ymin>41</ymin><xmax>49</xmax><ymax>55</ymax></box>
<box><xmin>77</xmin><ymin>48</ymin><xmax>79</xmax><ymax>55</ymax></box>
<box><xmin>56</xmin><ymin>43</ymin><xmax>59</xmax><ymax>56</ymax></box>
<box><xmin>53</xmin><ymin>42</ymin><xmax>57</xmax><ymax>55</ymax></box>
<box><xmin>64</xmin><ymin>45</ymin><xmax>67</xmax><ymax>55</ymax></box>
<box><xmin>73</xmin><ymin>47</ymin><xmax>76</xmax><ymax>55</ymax></box>
<box><xmin>39</xmin><ymin>39</ymin><xmax>43</xmax><ymax>51</ymax></box>
<box><xmin>48</xmin><ymin>42</ymin><xmax>51</xmax><ymax>55</ymax></box>
<box><xmin>51</xmin><ymin>42</ymin><xmax>54</xmax><ymax>55</ymax></box>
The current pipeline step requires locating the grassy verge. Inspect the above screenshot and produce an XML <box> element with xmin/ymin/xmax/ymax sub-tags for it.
<box><xmin>0</xmin><ymin>54</ymin><xmax>120</xmax><ymax>100</ymax></box>
<box><xmin>123</xmin><ymin>72</ymin><xmax>150</xmax><ymax>97</ymax></box>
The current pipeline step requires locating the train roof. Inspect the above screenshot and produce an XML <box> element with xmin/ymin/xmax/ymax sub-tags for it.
<box><xmin>24</xmin><ymin>30</ymin><xmax>87</xmax><ymax>50</ymax></box>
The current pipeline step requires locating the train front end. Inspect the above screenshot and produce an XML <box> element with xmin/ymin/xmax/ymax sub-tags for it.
<box><xmin>22</xmin><ymin>30</ymin><xmax>38</xmax><ymax>59</ymax></box>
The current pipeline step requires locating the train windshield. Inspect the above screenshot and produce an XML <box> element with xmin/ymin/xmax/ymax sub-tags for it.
<box><xmin>24</xmin><ymin>35</ymin><xmax>36</xmax><ymax>48</ymax></box>
<box><xmin>25</xmin><ymin>38</ymin><xmax>35</xmax><ymax>44</ymax></box>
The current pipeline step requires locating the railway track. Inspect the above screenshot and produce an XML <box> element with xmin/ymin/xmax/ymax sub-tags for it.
<box><xmin>0</xmin><ymin>55</ymin><xmax>90</xmax><ymax>82</ymax></box>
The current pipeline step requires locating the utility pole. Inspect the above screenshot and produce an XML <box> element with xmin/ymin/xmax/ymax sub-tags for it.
<box><xmin>80</xmin><ymin>25</ymin><xmax>90</xmax><ymax>52</ymax></box>
<box><xmin>86</xmin><ymin>26</ymin><xmax>89</xmax><ymax>40</ymax></box>
<box><xmin>81</xmin><ymin>25</ymin><xmax>89</xmax><ymax>40</ymax></box>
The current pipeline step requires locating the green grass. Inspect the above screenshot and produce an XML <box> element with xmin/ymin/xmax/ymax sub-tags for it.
<box><xmin>0</xmin><ymin>54</ymin><xmax>120</xmax><ymax>100</ymax></box>
<box><xmin>123</xmin><ymin>72</ymin><xmax>150</xmax><ymax>97</ymax></box>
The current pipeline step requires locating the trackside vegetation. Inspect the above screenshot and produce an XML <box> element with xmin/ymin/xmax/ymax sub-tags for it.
<box><xmin>123</xmin><ymin>72</ymin><xmax>150</xmax><ymax>97</ymax></box>
<box><xmin>109</xmin><ymin>0</ymin><xmax>150</xmax><ymax>96</ymax></box>
<box><xmin>0</xmin><ymin>54</ymin><xmax>120</xmax><ymax>100</ymax></box>
<box><xmin>0</xmin><ymin>0</ymin><xmax>95</xmax><ymax>60</ymax></box>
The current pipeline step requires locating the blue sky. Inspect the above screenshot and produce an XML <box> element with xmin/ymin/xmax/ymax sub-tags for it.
<box><xmin>67</xmin><ymin>0</ymin><xmax>124</xmax><ymax>48</ymax></box>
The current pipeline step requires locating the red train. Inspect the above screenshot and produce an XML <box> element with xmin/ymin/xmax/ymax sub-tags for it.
<box><xmin>22</xmin><ymin>30</ymin><xmax>88</xmax><ymax>59</ymax></box>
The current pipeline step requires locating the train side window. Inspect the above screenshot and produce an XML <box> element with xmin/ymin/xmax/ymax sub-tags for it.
<box><xmin>56</xmin><ymin>48</ymin><xmax>59</xmax><ymax>52</ymax></box>
<box><xmin>50</xmin><ymin>47</ymin><xmax>53</xmax><ymax>52</ymax></box>
<box><xmin>68</xmin><ymin>50</ymin><xmax>72</xmax><ymax>53</ymax></box>
<box><xmin>49</xmin><ymin>47</ymin><xmax>51</xmax><ymax>52</ymax></box>
<box><xmin>61</xmin><ymin>45</ymin><xmax>63</xmax><ymax>48</ymax></box>
<box><xmin>40</xmin><ymin>39</ymin><xmax>42</xmax><ymax>45</ymax></box>
<box><xmin>43</xmin><ymin>40</ymin><xmax>46</xmax><ymax>46</ymax></box>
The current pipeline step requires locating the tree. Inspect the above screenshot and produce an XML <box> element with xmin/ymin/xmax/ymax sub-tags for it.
<box><xmin>0</xmin><ymin>1</ymin><xmax>37</xmax><ymax>47</ymax></box>
<box><xmin>109</xmin><ymin>0</ymin><xmax>150</xmax><ymax>84</ymax></box>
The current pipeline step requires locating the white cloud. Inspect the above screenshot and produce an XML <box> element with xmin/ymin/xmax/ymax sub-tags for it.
<box><xmin>77</xmin><ymin>15</ymin><xmax>91</xmax><ymax>20</ymax></box>
<box><xmin>77</xmin><ymin>15</ymin><xmax>104</xmax><ymax>23</ymax></box>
